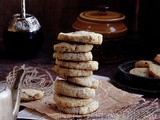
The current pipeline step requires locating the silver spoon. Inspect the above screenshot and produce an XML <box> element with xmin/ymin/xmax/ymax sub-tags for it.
<box><xmin>21</xmin><ymin>0</ymin><xmax>26</xmax><ymax>18</ymax></box>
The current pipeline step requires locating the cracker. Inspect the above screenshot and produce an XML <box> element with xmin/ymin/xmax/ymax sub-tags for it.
<box><xmin>54</xmin><ymin>79</ymin><xmax>95</xmax><ymax>98</ymax></box>
<box><xmin>54</xmin><ymin>93</ymin><xmax>92</xmax><ymax>108</ymax></box>
<box><xmin>55</xmin><ymin>60</ymin><xmax>98</xmax><ymax>71</ymax></box>
<box><xmin>58</xmin><ymin>76</ymin><xmax>99</xmax><ymax>89</ymax></box>
<box><xmin>57</xmin><ymin>100</ymin><xmax>99</xmax><ymax>115</ymax></box>
<box><xmin>53</xmin><ymin>52</ymin><xmax>93</xmax><ymax>61</ymax></box>
<box><xmin>148</xmin><ymin>63</ymin><xmax>160</xmax><ymax>78</ymax></box>
<box><xmin>21</xmin><ymin>89</ymin><xmax>44</xmax><ymax>102</ymax></box>
<box><xmin>154</xmin><ymin>54</ymin><xmax>160</xmax><ymax>64</ymax></box>
<box><xmin>54</xmin><ymin>42</ymin><xmax>93</xmax><ymax>53</ymax></box>
<box><xmin>53</xmin><ymin>65</ymin><xmax>93</xmax><ymax>77</ymax></box>
<box><xmin>134</xmin><ymin>60</ymin><xmax>152</xmax><ymax>68</ymax></box>
<box><xmin>57</xmin><ymin>31</ymin><xmax>103</xmax><ymax>45</ymax></box>
<box><xmin>129</xmin><ymin>68</ymin><xmax>149</xmax><ymax>77</ymax></box>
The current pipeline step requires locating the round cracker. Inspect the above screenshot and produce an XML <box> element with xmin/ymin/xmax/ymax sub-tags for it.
<box><xmin>55</xmin><ymin>60</ymin><xmax>98</xmax><ymax>71</ymax></box>
<box><xmin>53</xmin><ymin>65</ymin><xmax>93</xmax><ymax>77</ymax></box>
<box><xmin>57</xmin><ymin>100</ymin><xmax>99</xmax><ymax>115</ymax></box>
<box><xmin>54</xmin><ymin>42</ymin><xmax>93</xmax><ymax>53</ymax></box>
<box><xmin>53</xmin><ymin>52</ymin><xmax>93</xmax><ymax>61</ymax></box>
<box><xmin>57</xmin><ymin>31</ymin><xmax>103</xmax><ymax>45</ymax></box>
<box><xmin>54</xmin><ymin>79</ymin><xmax>95</xmax><ymax>98</ymax></box>
<box><xmin>54</xmin><ymin>93</ymin><xmax>92</xmax><ymax>108</ymax></box>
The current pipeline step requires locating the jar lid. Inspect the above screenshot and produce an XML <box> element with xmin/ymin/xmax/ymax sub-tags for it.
<box><xmin>79</xmin><ymin>10</ymin><xmax>125</xmax><ymax>23</ymax></box>
<box><xmin>73</xmin><ymin>9</ymin><xmax>127</xmax><ymax>38</ymax></box>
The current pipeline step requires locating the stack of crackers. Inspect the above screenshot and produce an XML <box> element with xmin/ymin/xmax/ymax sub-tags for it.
<box><xmin>52</xmin><ymin>31</ymin><xmax>103</xmax><ymax>114</ymax></box>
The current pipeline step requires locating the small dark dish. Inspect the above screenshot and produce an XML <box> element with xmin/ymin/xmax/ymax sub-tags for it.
<box><xmin>112</xmin><ymin>61</ymin><xmax>160</xmax><ymax>96</ymax></box>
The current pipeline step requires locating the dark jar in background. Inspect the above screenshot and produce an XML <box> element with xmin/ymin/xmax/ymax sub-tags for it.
<box><xmin>2</xmin><ymin>14</ymin><xmax>44</xmax><ymax>59</ymax></box>
<box><xmin>72</xmin><ymin>8</ymin><xmax>127</xmax><ymax>63</ymax></box>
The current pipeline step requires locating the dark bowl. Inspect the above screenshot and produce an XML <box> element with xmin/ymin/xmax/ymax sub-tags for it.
<box><xmin>113</xmin><ymin>61</ymin><xmax>160</xmax><ymax>96</ymax></box>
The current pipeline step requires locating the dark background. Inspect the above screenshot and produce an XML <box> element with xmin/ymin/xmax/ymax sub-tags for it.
<box><xmin>0</xmin><ymin>0</ymin><xmax>160</xmax><ymax>59</ymax></box>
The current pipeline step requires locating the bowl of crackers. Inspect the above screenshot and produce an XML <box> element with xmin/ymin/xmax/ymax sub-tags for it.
<box><xmin>117</xmin><ymin>54</ymin><xmax>160</xmax><ymax>92</ymax></box>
